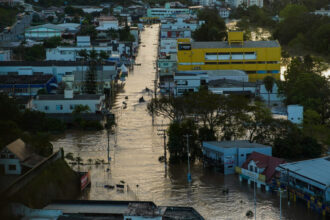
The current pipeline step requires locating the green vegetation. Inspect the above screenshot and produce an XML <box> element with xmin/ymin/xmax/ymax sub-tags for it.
<box><xmin>0</xmin><ymin>5</ymin><xmax>19</xmax><ymax>31</ymax></box>
<box><xmin>13</xmin><ymin>44</ymin><xmax>46</xmax><ymax>61</ymax></box>
<box><xmin>192</xmin><ymin>8</ymin><xmax>226</xmax><ymax>41</ymax></box>
<box><xmin>0</xmin><ymin>94</ymin><xmax>65</xmax><ymax>156</ymax></box>
<box><xmin>231</xmin><ymin>1</ymin><xmax>330</xmax><ymax>57</ymax></box>
<box><xmin>73</xmin><ymin>104</ymin><xmax>104</xmax><ymax>130</ymax></box>
<box><xmin>148</xmin><ymin>88</ymin><xmax>327</xmax><ymax>161</ymax></box>
<box><xmin>9</xmin><ymin>159</ymin><xmax>80</xmax><ymax>208</ymax></box>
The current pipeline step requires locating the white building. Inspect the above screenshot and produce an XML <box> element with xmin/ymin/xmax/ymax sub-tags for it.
<box><xmin>96</xmin><ymin>16</ymin><xmax>119</xmax><ymax>31</ymax></box>
<box><xmin>174</xmin><ymin>72</ymin><xmax>208</xmax><ymax>96</ymax></box>
<box><xmin>33</xmin><ymin>92</ymin><xmax>105</xmax><ymax>114</ymax></box>
<box><xmin>219</xmin><ymin>8</ymin><xmax>230</xmax><ymax>18</ymax></box>
<box><xmin>287</xmin><ymin>105</ymin><xmax>303</xmax><ymax>124</ymax></box>
<box><xmin>147</xmin><ymin>3</ymin><xmax>191</xmax><ymax>19</ymax></box>
<box><xmin>25</xmin><ymin>24</ymin><xmax>67</xmax><ymax>40</ymax></box>
<box><xmin>199</xmin><ymin>0</ymin><xmax>216</xmax><ymax>6</ymax></box>
<box><xmin>159</xmin><ymin>38</ymin><xmax>177</xmax><ymax>54</ymax></box>
<box><xmin>313</xmin><ymin>8</ymin><xmax>330</xmax><ymax>16</ymax></box>
<box><xmin>227</xmin><ymin>0</ymin><xmax>263</xmax><ymax>8</ymax></box>
<box><xmin>202</xmin><ymin>140</ymin><xmax>272</xmax><ymax>175</ymax></box>
<box><xmin>0</xmin><ymin>139</ymin><xmax>43</xmax><ymax>175</ymax></box>
<box><xmin>0</xmin><ymin>50</ymin><xmax>11</xmax><ymax>61</ymax></box>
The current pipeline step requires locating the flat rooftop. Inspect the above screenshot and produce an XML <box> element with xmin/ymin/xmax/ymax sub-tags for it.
<box><xmin>0</xmin><ymin>74</ymin><xmax>54</xmax><ymax>85</ymax></box>
<box><xmin>204</xmin><ymin>140</ymin><xmax>270</xmax><ymax>149</ymax></box>
<box><xmin>209</xmin><ymin>79</ymin><xmax>256</xmax><ymax>88</ymax></box>
<box><xmin>190</xmin><ymin>40</ymin><xmax>280</xmax><ymax>49</ymax></box>
<box><xmin>277</xmin><ymin>157</ymin><xmax>330</xmax><ymax>187</ymax></box>
<box><xmin>36</xmin><ymin>94</ymin><xmax>102</xmax><ymax>101</ymax></box>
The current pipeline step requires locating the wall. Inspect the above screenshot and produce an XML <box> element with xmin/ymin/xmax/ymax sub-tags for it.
<box><xmin>33</xmin><ymin>98</ymin><xmax>103</xmax><ymax>113</ymax></box>
<box><xmin>0</xmin><ymin>158</ymin><xmax>21</xmax><ymax>175</ymax></box>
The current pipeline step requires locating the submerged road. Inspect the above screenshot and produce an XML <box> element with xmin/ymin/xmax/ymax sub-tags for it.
<box><xmin>53</xmin><ymin>25</ymin><xmax>323</xmax><ymax>220</ymax></box>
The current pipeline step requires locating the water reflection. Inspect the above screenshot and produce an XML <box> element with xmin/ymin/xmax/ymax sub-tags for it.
<box><xmin>52</xmin><ymin>25</ymin><xmax>324</xmax><ymax>220</ymax></box>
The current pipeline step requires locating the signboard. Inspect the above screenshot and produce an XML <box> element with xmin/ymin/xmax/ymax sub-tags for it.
<box><xmin>178</xmin><ymin>44</ymin><xmax>191</xmax><ymax>50</ymax></box>
<box><xmin>241</xmin><ymin>168</ymin><xmax>266</xmax><ymax>182</ymax></box>
<box><xmin>224</xmin><ymin>156</ymin><xmax>235</xmax><ymax>165</ymax></box>
<box><xmin>81</xmin><ymin>171</ymin><xmax>91</xmax><ymax>191</ymax></box>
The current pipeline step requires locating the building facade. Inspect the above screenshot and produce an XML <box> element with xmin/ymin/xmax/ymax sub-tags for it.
<box><xmin>202</xmin><ymin>141</ymin><xmax>272</xmax><ymax>174</ymax></box>
<box><xmin>177</xmin><ymin>32</ymin><xmax>281</xmax><ymax>82</ymax></box>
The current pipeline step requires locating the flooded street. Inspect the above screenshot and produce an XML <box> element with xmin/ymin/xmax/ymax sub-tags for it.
<box><xmin>52</xmin><ymin>25</ymin><xmax>323</xmax><ymax>220</ymax></box>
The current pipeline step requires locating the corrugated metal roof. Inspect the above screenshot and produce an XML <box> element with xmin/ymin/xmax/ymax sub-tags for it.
<box><xmin>278</xmin><ymin>157</ymin><xmax>330</xmax><ymax>186</ymax></box>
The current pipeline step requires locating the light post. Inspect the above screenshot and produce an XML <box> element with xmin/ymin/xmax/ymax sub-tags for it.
<box><xmin>254</xmin><ymin>174</ymin><xmax>256</xmax><ymax>220</ymax></box>
<box><xmin>275</xmin><ymin>187</ymin><xmax>287</xmax><ymax>220</ymax></box>
<box><xmin>184</xmin><ymin>134</ymin><xmax>192</xmax><ymax>182</ymax></box>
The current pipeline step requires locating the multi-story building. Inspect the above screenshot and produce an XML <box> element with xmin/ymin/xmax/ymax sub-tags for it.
<box><xmin>177</xmin><ymin>31</ymin><xmax>281</xmax><ymax>82</ymax></box>
<box><xmin>219</xmin><ymin>8</ymin><xmax>230</xmax><ymax>18</ymax></box>
<box><xmin>226</xmin><ymin>0</ymin><xmax>263</xmax><ymax>8</ymax></box>
<box><xmin>147</xmin><ymin>3</ymin><xmax>190</xmax><ymax>19</ymax></box>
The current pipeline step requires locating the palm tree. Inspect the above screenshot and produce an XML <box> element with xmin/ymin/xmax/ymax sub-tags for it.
<box><xmin>263</xmin><ymin>76</ymin><xmax>275</xmax><ymax>107</ymax></box>
<box><xmin>78</xmin><ymin>49</ymin><xmax>88</xmax><ymax>93</ymax></box>
<box><xmin>99</xmin><ymin>51</ymin><xmax>110</xmax><ymax>94</ymax></box>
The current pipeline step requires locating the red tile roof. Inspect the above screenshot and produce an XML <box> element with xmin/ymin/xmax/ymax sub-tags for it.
<box><xmin>242</xmin><ymin>152</ymin><xmax>286</xmax><ymax>183</ymax></box>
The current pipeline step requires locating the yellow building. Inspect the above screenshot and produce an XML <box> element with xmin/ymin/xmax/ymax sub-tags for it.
<box><xmin>177</xmin><ymin>32</ymin><xmax>281</xmax><ymax>82</ymax></box>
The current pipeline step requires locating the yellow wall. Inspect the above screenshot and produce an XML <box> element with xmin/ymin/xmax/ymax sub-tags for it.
<box><xmin>177</xmin><ymin>43</ymin><xmax>281</xmax><ymax>82</ymax></box>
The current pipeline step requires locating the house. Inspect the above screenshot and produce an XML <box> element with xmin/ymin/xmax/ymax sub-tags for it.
<box><xmin>0</xmin><ymin>75</ymin><xmax>57</xmax><ymax>96</ymax></box>
<box><xmin>313</xmin><ymin>8</ymin><xmax>330</xmax><ymax>16</ymax></box>
<box><xmin>96</xmin><ymin>16</ymin><xmax>119</xmax><ymax>31</ymax></box>
<box><xmin>32</xmin><ymin>91</ymin><xmax>105</xmax><ymax>114</ymax></box>
<box><xmin>0</xmin><ymin>61</ymin><xmax>117</xmax><ymax>82</ymax></box>
<box><xmin>0</xmin><ymin>139</ymin><xmax>44</xmax><ymax>175</ymax></box>
<box><xmin>0</xmin><ymin>50</ymin><xmax>11</xmax><ymax>61</ymax></box>
<box><xmin>219</xmin><ymin>8</ymin><xmax>230</xmax><ymax>18</ymax></box>
<box><xmin>287</xmin><ymin>105</ymin><xmax>303</xmax><ymax>124</ymax></box>
<box><xmin>202</xmin><ymin>141</ymin><xmax>272</xmax><ymax>174</ymax></box>
<box><xmin>57</xmin><ymin>23</ymin><xmax>81</xmax><ymax>35</ymax></box>
<box><xmin>25</xmin><ymin>24</ymin><xmax>67</xmax><ymax>40</ymax></box>
<box><xmin>236</xmin><ymin>152</ymin><xmax>285</xmax><ymax>191</ymax></box>
<box><xmin>276</xmin><ymin>157</ymin><xmax>330</xmax><ymax>215</ymax></box>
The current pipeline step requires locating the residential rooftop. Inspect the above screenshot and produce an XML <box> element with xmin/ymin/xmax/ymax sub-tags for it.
<box><xmin>0</xmin><ymin>61</ymin><xmax>116</xmax><ymax>66</ymax></box>
<box><xmin>0</xmin><ymin>75</ymin><xmax>54</xmax><ymax>85</ymax></box>
<box><xmin>204</xmin><ymin>140</ymin><xmax>271</xmax><ymax>149</ymax></box>
<box><xmin>189</xmin><ymin>40</ymin><xmax>280</xmax><ymax>49</ymax></box>
<box><xmin>277</xmin><ymin>157</ymin><xmax>330</xmax><ymax>187</ymax></box>
<box><xmin>36</xmin><ymin>94</ymin><xmax>102</xmax><ymax>101</ymax></box>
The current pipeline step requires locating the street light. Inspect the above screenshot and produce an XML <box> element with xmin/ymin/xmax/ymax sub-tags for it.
<box><xmin>274</xmin><ymin>187</ymin><xmax>287</xmax><ymax>220</ymax></box>
<box><xmin>184</xmin><ymin>134</ymin><xmax>192</xmax><ymax>182</ymax></box>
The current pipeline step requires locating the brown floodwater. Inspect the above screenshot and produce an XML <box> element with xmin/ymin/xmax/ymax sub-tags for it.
<box><xmin>52</xmin><ymin>25</ymin><xmax>324</xmax><ymax>220</ymax></box>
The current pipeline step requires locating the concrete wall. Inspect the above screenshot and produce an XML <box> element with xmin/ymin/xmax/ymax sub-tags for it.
<box><xmin>33</xmin><ymin>98</ymin><xmax>103</xmax><ymax>113</ymax></box>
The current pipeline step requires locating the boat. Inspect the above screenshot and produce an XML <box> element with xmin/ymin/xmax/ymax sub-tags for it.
<box><xmin>139</xmin><ymin>96</ymin><xmax>145</xmax><ymax>103</ymax></box>
<box><xmin>104</xmin><ymin>184</ymin><xmax>115</xmax><ymax>189</ymax></box>
<box><xmin>125</xmin><ymin>96</ymin><xmax>128</xmax><ymax>99</ymax></box>
<box><xmin>134</xmin><ymin>63</ymin><xmax>141</xmax><ymax>66</ymax></box>
<box><xmin>145</xmin><ymin>87</ymin><xmax>150</xmax><ymax>92</ymax></box>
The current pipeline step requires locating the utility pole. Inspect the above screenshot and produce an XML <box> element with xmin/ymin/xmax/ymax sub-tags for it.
<box><xmin>184</xmin><ymin>134</ymin><xmax>192</xmax><ymax>183</ymax></box>
<box><xmin>254</xmin><ymin>174</ymin><xmax>256</xmax><ymax>220</ymax></box>
<box><xmin>157</xmin><ymin>129</ymin><xmax>167</xmax><ymax>176</ymax></box>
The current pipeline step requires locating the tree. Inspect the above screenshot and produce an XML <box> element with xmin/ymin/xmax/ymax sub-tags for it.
<box><xmin>43</xmin><ymin>36</ymin><xmax>62</xmax><ymax>48</ymax></box>
<box><xmin>263</xmin><ymin>76</ymin><xmax>275</xmax><ymax>107</ymax></box>
<box><xmin>65</xmin><ymin>152</ymin><xmax>74</xmax><ymax>161</ymax></box>
<box><xmin>84</xmin><ymin>50</ymin><xmax>98</xmax><ymax>94</ymax></box>
<box><xmin>192</xmin><ymin>8</ymin><xmax>226</xmax><ymax>41</ymax></box>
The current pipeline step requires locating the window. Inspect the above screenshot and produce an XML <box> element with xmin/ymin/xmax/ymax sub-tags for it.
<box><xmin>255</xmin><ymin>167</ymin><xmax>258</xmax><ymax>173</ymax></box>
<box><xmin>228</xmin><ymin>166</ymin><xmax>233</xmax><ymax>168</ymax></box>
<box><xmin>9</xmin><ymin>165</ymin><xmax>16</xmax><ymax>170</ymax></box>
<box><xmin>249</xmin><ymin>165</ymin><xmax>253</xmax><ymax>171</ymax></box>
<box><xmin>56</xmin><ymin>105</ymin><xmax>63</xmax><ymax>110</ymax></box>
<box><xmin>218</xmin><ymin>62</ymin><xmax>230</xmax><ymax>65</ymax></box>
<box><xmin>205</xmin><ymin>62</ymin><xmax>218</xmax><ymax>65</ymax></box>
<box><xmin>241</xmin><ymin>154</ymin><xmax>244</xmax><ymax>157</ymax></box>
<box><xmin>9</xmin><ymin>154</ymin><xmax>15</xmax><ymax>159</ymax></box>
<box><xmin>70</xmin><ymin>105</ymin><xmax>75</xmax><ymax>110</ymax></box>
<box><xmin>44</xmin><ymin>106</ymin><xmax>49</xmax><ymax>110</ymax></box>
<box><xmin>1</xmin><ymin>154</ymin><xmax>6</xmax><ymax>158</ymax></box>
